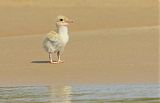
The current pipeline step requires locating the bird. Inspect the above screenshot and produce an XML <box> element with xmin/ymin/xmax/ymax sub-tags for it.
<box><xmin>43</xmin><ymin>15</ymin><xmax>73</xmax><ymax>64</ymax></box>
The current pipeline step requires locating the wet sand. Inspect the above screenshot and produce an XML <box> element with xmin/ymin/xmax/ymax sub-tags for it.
<box><xmin>0</xmin><ymin>26</ymin><xmax>159</xmax><ymax>86</ymax></box>
<box><xmin>0</xmin><ymin>0</ymin><xmax>159</xmax><ymax>86</ymax></box>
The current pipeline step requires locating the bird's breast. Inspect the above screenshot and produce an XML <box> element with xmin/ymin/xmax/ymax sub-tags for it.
<box><xmin>60</xmin><ymin>34</ymin><xmax>69</xmax><ymax>45</ymax></box>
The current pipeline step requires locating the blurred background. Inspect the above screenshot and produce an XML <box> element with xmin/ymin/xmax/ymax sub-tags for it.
<box><xmin>0</xmin><ymin>0</ymin><xmax>158</xmax><ymax>36</ymax></box>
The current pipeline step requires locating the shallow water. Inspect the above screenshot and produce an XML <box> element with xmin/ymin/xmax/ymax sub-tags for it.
<box><xmin>0</xmin><ymin>84</ymin><xmax>159</xmax><ymax>103</ymax></box>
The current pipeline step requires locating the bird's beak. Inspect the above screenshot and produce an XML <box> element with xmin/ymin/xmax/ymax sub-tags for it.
<box><xmin>66</xmin><ymin>20</ymin><xmax>74</xmax><ymax>23</ymax></box>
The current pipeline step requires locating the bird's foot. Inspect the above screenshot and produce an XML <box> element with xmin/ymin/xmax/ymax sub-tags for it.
<box><xmin>49</xmin><ymin>60</ymin><xmax>64</xmax><ymax>64</ymax></box>
<box><xmin>58</xmin><ymin>60</ymin><xmax>64</xmax><ymax>63</ymax></box>
<box><xmin>49</xmin><ymin>60</ymin><xmax>59</xmax><ymax>64</ymax></box>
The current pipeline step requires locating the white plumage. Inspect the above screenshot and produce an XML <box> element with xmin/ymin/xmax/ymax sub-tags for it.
<box><xmin>43</xmin><ymin>15</ymin><xmax>73</xmax><ymax>64</ymax></box>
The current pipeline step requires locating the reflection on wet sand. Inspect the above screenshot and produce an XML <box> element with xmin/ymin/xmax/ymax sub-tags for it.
<box><xmin>0</xmin><ymin>85</ymin><xmax>158</xmax><ymax>103</ymax></box>
<box><xmin>47</xmin><ymin>84</ymin><xmax>159</xmax><ymax>103</ymax></box>
<box><xmin>49</xmin><ymin>86</ymin><xmax>72</xmax><ymax>103</ymax></box>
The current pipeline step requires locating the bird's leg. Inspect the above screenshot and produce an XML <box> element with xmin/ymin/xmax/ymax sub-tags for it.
<box><xmin>49</xmin><ymin>52</ymin><xmax>58</xmax><ymax>64</ymax></box>
<box><xmin>49</xmin><ymin>52</ymin><xmax>53</xmax><ymax>63</ymax></box>
<box><xmin>57</xmin><ymin>51</ymin><xmax>64</xmax><ymax>63</ymax></box>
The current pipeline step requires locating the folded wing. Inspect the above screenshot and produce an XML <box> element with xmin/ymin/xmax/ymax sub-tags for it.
<box><xmin>43</xmin><ymin>31</ymin><xmax>62</xmax><ymax>53</ymax></box>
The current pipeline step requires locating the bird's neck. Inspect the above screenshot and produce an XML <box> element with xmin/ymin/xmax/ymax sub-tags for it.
<box><xmin>58</xmin><ymin>25</ymin><xmax>68</xmax><ymax>35</ymax></box>
<box><xmin>57</xmin><ymin>25</ymin><xmax>69</xmax><ymax>44</ymax></box>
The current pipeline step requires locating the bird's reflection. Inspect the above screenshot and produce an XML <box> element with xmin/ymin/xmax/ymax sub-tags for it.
<box><xmin>49</xmin><ymin>86</ymin><xmax>72</xmax><ymax>103</ymax></box>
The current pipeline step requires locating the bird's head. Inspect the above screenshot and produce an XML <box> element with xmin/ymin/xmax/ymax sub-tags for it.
<box><xmin>56</xmin><ymin>15</ymin><xmax>73</xmax><ymax>26</ymax></box>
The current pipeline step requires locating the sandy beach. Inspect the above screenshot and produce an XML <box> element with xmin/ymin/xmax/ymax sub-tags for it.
<box><xmin>0</xmin><ymin>0</ymin><xmax>159</xmax><ymax>86</ymax></box>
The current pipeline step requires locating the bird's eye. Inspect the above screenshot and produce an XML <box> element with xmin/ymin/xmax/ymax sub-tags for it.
<box><xmin>60</xmin><ymin>19</ymin><xmax>63</xmax><ymax>21</ymax></box>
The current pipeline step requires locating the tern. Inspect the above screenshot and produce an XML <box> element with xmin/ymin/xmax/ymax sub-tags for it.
<box><xmin>43</xmin><ymin>15</ymin><xmax>73</xmax><ymax>64</ymax></box>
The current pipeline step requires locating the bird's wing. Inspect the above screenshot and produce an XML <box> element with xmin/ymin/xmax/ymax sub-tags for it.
<box><xmin>46</xmin><ymin>31</ymin><xmax>60</xmax><ymax>41</ymax></box>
